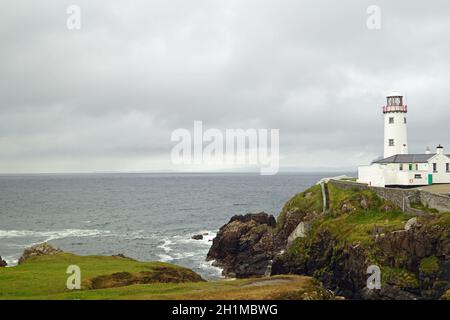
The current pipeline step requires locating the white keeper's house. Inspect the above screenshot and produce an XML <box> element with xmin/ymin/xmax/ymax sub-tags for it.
<box><xmin>358</xmin><ymin>92</ymin><xmax>450</xmax><ymax>187</ymax></box>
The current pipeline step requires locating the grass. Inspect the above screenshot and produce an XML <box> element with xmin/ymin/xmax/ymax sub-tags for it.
<box><xmin>283</xmin><ymin>182</ymin><xmax>450</xmax><ymax>298</ymax></box>
<box><xmin>0</xmin><ymin>253</ymin><xmax>332</xmax><ymax>300</ymax></box>
<box><xmin>410</xmin><ymin>202</ymin><xmax>439</xmax><ymax>214</ymax></box>
<box><xmin>302</xmin><ymin>183</ymin><xmax>411</xmax><ymax>246</ymax></box>
<box><xmin>382</xmin><ymin>267</ymin><xmax>420</xmax><ymax>289</ymax></box>
<box><xmin>318</xmin><ymin>210</ymin><xmax>409</xmax><ymax>245</ymax></box>
<box><xmin>419</xmin><ymin>256</ymin><xmax>440</xmax><ymax>275</ymax></box>
<box><xmin>442</xmin><ymin>290</ymin><xmax>450</xmax><ymax>300</ymax></box>
<box><xmin>277</xmin><ymin>184</ymin><xmax>323</xmax><ymax>231</ymax></box>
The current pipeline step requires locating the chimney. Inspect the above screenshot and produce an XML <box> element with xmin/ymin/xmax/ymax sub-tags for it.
<box><xmin>437</xmin><ymin>144</ymin><xmax>444</xmax><ymax>155</ymax></box>
<box><xmin>402</xmin><ymin>144</ymin><xmax>408</xmax><ymax>154</ymax></box>
<box><xmin>425</xmin><ymin>146</ymin><xmax>431</xmax><ymax>154</ymax></box>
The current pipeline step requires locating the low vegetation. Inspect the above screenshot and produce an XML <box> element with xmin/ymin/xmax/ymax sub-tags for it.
<box><xmin>277</xmin><ymin>184</ymin><xmax>323</xmax><ymax>232</ymax></box>
<box><xmin>419</xmin><ymin>256</ymin><xmax>440</xmax><ymax>275</ymax></box>
<box><xmin>287</xmin><ymin>183</ymin><xmax>411</xmax><ymax>250</ymax></box>
<box><xmin>0</xmin><ymin>253</ymin><xmax>334</xmax><ymax>300</ymax></box>
<box><xmin>274</xmin><ymin>181</ymin><xmax>450</xmax><ymax>299</ymax></box>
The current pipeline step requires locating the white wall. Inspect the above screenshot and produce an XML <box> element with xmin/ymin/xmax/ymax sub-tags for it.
<box><xmin>384</xmin><ymin>112</ymin><xmax>408</xmax><ymax>158</ymax></box>
<box><xmin>358</xmin><ymin>163</ymin><xmax>431</xmax><ymax>187</ymax></box>
<box><xmin>358</xmin><ymin>164</ymin><xmax>385</xmax><ymax>187</ymax></box>
<box><xmin>428</xmin><ymin>153</ymin><xmax>450</xmax><ymax>184</ymax></box>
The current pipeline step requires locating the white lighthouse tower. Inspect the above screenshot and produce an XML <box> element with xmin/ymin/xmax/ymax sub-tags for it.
<box><xmin>383</xmin><ymin>91</ymin><xmax>408</xmax><ymax>158</ymax></box>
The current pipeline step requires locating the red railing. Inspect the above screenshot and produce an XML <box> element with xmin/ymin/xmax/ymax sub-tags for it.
<box><xmin>383</xmin><ymin>105</ymin><xmax>408</xmax><ymax>113</ymax></box>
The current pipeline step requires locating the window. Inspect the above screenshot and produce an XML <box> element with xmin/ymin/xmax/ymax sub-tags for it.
<box><xmin>433</xmin><ymin>163</ymin><xmax>437</xmax><ymax>172</ymax></box>
<box><xmin>389</xmin><ymin>139</ymin><xmax>395</xmax><ymax>147</ymax></box>
<box><xmin>404</xmin><ymin>117</ymin><xmax>407</xmax><ymax>124</ymax></box>
<box><xmin>415</xmin><ymin>164</ymin><xmax>419</xmax><ymax>170</ymax></box>
<box><xmin>399</xmin><ymin>164</ymin><xmax>403</xmax><ymax>171</ymax></box>
<box><xmin>409</xmin><ymin>164</ymin><xmax>413</xmax><ymax>171</ymax></box>
<box><xmin>414</xmin><ymin>174</ymin><xmax>422</xmax><ymax>179</ymax></box>
<box><xmin>447</xmin><ymin>163</ymin><xmax>449</xmax><ymax>172</ymax></box>
<box><xmin>389</xmin><ymin>117</ymin><xmax>394</xmax><ymax>124</ymax></box>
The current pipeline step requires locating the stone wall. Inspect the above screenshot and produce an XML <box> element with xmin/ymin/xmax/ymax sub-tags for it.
<box><xmin>329</xmin><ymin>179</ymin><xmax>450</xmax><ymax>214</ymax></box>
<box><xmin>420</xmin><ymin>191</ymin><xmax>450</xmax><ymax>213</ymax></box>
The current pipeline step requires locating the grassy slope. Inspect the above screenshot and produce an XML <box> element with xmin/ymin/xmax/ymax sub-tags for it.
<box><xmin>284</xmin><ymin>183</ymin><xmax>440</xmax><ymax>248</ymax></box>
<box><xmin>321</xmin><ymin>183</ymin><xmax>411</xmax><ymax>244</ymax></box>
<box><xmin>276</xmin><ymin>184</ymin><xmax>323</xmax><ymax>232</ymax></box>
<box><xmin>281</xmin><ymin>183</ymin><xmax>450</xmax><ymax>293</ymax></box>
<box><xmin>0</xmin><ymin>253</ymin><xmax>332</xmax><ymax>300</ymax></box>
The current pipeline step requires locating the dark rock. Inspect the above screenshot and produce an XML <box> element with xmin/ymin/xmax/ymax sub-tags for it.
<box><xmin>273</xmin><ymin>218</ymin><xmax>450</xmax><ymax>300</ymax></box>
<box><xmin>207</xmin><ymin>213</ymin><xmax>275</xmax><ymax>278</ymax></box>
<box><xmin>192</xmin><ymin>234</ymin><xmax>203</xmax><ymax>240</ymax></box>
<box><xmin>0</xmin><ymin>256</ymin><xmax>7</xmax><ymax>267</ymax></box>
<box><xmin>18</xmin><ymin>243</ymin><xmax>63</xmax><ymax>264</ymax></box>
<box><xmin>208</xmin><ymin>185</ymin><xmax>450</xmax><ymax>300</ymax></box>
<box><xmin>84</xmin><ymin>266</ymin><xmax>205</xmax><ymax>289</ymax></box>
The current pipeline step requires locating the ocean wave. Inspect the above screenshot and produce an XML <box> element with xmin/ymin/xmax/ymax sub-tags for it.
<box><xmin>173</xmin><ymin>231</ymin><xmax>217</xmax><ymax>245</ymax></box>
<box><xmin>198</xmin><ymin>260</ymin><xmax>224</xmax><ymax>278</ymax></box>
<box><xmin>157</xmin><ymin>239</ymin><xmax>174</xmax><ymax>253</ymax></box>
<box><xmin>158</xmin><ymin>254</ymin><xmax>174</xmax><ymax>262</ymax></box>
<box><xmin>0</xmin><ymin>229</ymin><xmax>112</xmax><ymax>242</ymax></box>
<box><xmin>3</xmin><ymin>256</ymin><xmax>19</xmax><ymax>267</ymax></box>
<box><xmin>120</xmin><ymin>230</ymin><xmax>157</xmax><ymax>241</ymax></box>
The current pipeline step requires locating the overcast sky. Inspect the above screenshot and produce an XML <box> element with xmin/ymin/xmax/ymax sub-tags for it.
<box><xmin>1</xmin><ymin>0</ymin><xmax>449</xmax><ymax>173</ymax></box>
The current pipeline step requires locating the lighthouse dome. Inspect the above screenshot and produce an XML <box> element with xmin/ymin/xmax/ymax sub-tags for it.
<box><xmin>387</xmin><ymin>90</ymin><xmax>402</xmax><ymax>97</ymax></box>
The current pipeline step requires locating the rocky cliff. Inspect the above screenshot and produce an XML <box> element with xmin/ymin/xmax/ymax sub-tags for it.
<box><xmin>18</xmin><ymin>242</ymin><xmax>63</xmax><ymax>264</ymax></box>
<box><xmin>207</xmin><ymin>213</ymin><xmax>276</xmax><ymax>278</ymax></box>
<box><xmin>207</xmin><ymin>183</ymin><xmax>450</xmax><ymax>300</ymax></box>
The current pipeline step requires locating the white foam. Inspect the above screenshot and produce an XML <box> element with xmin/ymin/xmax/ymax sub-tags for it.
<box><xmin>2</xmin><ymin>255</ymin><xmax>19</xmax><ymax>267</ymax></box>
<box><xmin>0</xmin><ymin>229</ymin><xmax>111</xmax><ymax>241</ymax></box>
<box><xmin>173</xmin><ymin>251</ymin><xmax>195</xmax><ymax>259</ymax></box>
<box><xmin>199</xmin><ymin>260</ymin><xmax>224</xmax><ymax>278</ymax></box>
<box><xmin>173</xmin><ymin>230</ymin><xmax>217</xmax><ymax>246</ymax></box>
<box><xmin>158</xmin><ymin>254</ymin><xmax>174</xmax><ymax>262</ymax></box>
<box><xmin>122</xmin><ymin>230</ymin><xmax>157</xmax><ymax>241</ymax></box>
<box><xmin>157</xmin><ymin>239</ymin><xmax>174</xmax><ymax>253</ymax></box>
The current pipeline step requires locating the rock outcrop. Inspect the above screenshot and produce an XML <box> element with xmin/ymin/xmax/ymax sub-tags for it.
<box><xmin>207</xmin><ymin>213</ymin><xmax>276</xmax><ymax>278</ymax></box>
<box><xmin>0</xmin><ymin>256</ymin><xmax>7</xmax><ymax>267</ymax></box>
<box><xmin>208</xmin><ymin>183</ymin><xmax>450</xmax><ymax>300</ymax></box>
<box><xmin>272</xmin><ymin>220</ymin><xmax>449</xmax><ymax>300</ymax></box>
<box><xmin>84</xmin><ymin>265</ymin><xmax>205</xmax><ymax>289</ymax></box>
<box><xmin>18</xmin><ymin>243</ymin><xmax>63</xmax><ymax>264</ymax></box>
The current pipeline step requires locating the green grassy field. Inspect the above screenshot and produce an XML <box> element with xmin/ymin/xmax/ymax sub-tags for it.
<box><xmin>0</xmin><ymin>253</ymin><xmax>333</xmax><ymax>300</ymax></box>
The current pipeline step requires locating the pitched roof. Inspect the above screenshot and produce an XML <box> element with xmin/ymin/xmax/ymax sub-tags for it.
<box><xmin>373</xmin><ymin>154</ymin><xmax>435</xmax><ymax>164</ymax></box>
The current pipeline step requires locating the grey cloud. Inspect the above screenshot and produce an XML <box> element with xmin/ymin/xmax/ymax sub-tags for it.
<box><xmin>1</xmin><ymin>0</ymin><xmax>449</xmax><ymax>172</ymax></box>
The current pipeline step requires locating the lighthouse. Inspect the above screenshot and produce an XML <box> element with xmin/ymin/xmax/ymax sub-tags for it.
<box><xmin>358</xmin><ymin>92</ymin><xmax>450</xmax><ymax>187</ymax></box>
<box><xmin>383</xmin><ymin>92</ymin><xmax>408</xmax><ymax>158</ymax></box>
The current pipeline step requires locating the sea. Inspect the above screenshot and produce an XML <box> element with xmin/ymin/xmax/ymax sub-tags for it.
<box><xmin>0</xmin><ymin>172</ymin><xmax>350</xmax><ymax>279</ymax></box>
